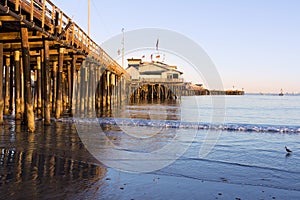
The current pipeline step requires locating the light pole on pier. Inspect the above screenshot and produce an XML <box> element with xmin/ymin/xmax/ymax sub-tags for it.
<box><xmin>122</xmin><ymin>28</ymin><xmax>124</xmax><ymax>68</ymax></box>
<box><xmin>88</xmin><ymin>0</ymin><xmax>90</xmax><ymax>37</ymax></box>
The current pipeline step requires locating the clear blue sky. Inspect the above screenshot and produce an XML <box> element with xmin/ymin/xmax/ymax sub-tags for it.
<box><xmin>52</xmin><ymin>0</ymin><xmax>300</xmax><ymax>93</ymax></box>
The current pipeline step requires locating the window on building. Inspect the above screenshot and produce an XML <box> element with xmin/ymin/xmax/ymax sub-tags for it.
<box><xmin>173</xmin><ymin>74</ymin><xmax>178</xmax><ymax>79</ymax></box>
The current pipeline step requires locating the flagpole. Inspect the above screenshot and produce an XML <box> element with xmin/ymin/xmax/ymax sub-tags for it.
<box><xmin>122</xmin><ymin>28</ymin><xmax>125</xmax><ymax>68</ymax></box>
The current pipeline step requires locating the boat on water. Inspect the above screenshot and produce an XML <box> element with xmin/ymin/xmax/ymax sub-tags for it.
<box><xmin>279</xmin><ymin>89</ymin><xmax>284</xmax><ymax>96</ymax></box>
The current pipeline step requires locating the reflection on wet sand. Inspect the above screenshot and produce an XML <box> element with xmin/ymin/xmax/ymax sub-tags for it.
<box><xmin>102</xmin><ymin>99</ymin><xmax>182</xmax><ymax>153</ymax></box>
<box><xmin>0</xmin><ymin>120</ymin><xmax>107</xmax><ymax>199</ymax></box>
<box><xmin>1</xmin><ymin>99</ymin><xmax>185</xmax><ymax>199</ymax></box>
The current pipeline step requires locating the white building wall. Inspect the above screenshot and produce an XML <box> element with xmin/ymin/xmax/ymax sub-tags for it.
<box><xmin>140</xmin><ymin>74</ymin><xmax>161</xmax><ymax>79</ymax></box>
<box><xmin>126</xmin><ymin>67</ymin><xmax>140</xmax><ymax>80</ymax></box>
<box><xmin>161</xmin><ymin>71</ymin><xmax>180</xmax><ymax>79</ymax></box>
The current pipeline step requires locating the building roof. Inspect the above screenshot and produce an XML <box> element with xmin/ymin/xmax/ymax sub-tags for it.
<box><xmin>142</xmin><ymin>62</ymin><xmax>183</xmax><ymax>74</ymax></box>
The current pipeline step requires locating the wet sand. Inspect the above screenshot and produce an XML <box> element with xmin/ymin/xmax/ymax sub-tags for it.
<box><xmin>1</xmin><ymin>119</ymin><xmax>300</xmax><ymax>199</ymax></box>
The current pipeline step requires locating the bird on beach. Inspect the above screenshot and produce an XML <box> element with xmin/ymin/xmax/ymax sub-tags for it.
<box><xmin>285</xmin><ymin>146</ymin><xmax>292</xmax><ymax>153</ymax></box>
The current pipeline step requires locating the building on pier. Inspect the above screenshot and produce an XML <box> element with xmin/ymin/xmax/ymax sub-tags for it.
<box><xmin>182</xmin><ymin>82</ymin><xmax>210</xmax><ymax>96</ymax></box>
<box><xmin>126</xmin><ymin>58</ymin><xmax>184</xmax><ymax>101</ymax></box>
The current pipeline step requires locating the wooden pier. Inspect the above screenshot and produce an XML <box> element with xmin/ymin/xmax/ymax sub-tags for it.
<box><xmin>130</xmin><ymin>78</ymin><xmax>183</xmax><ymax>102</ymax></box>
<box><xmin>0</xmin><ymin>0</ymin><xmax>130</xmax><ymax>131</ymax></box>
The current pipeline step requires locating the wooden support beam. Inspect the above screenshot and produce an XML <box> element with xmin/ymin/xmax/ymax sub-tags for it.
<box><xmin>41</xmin><ymin>0</ymin><xmax>46</xmax><ymax>28</ymax></box>
<box><xmin>43</xmin><ymin>39</ymin><xmax>51</xmax><ymax>125</ymax></box>
<box><xmin>62</xmin><ymin>72</ymin><xmax>67</xmax><ymax>113</ymax></box>
<box><xmin>70</xmin><ymin>54</ymin><xmax>76</xmax><ymax>116</ymax></box>
<box><xmin>80</xmin><ymin>64</ymin><xmax>86</xmax><ymax>113</ymax></box>
<box><xmin>14</xmin><ymin>50</ymin><xmax>22</xmax><ymax>120</ymax></box>
<box><xmin>55</xmin><ymin>47</ymin><xmax>64</xmax><ymax>119</ymax></box>
<box><xmin>0</xmin><ymin>16</ymin><xmax>19</xmax><ymax>22</ymax></box>
<box><xmin>58</xmin><ymin>20</ymin><xmax>73</xmax><ymax>40</ymax></box>
<box><xmin>52</xmin><ymin>61</ymin><xmax>57</xmax><ymax>113</ymax></box>
<box><xmin>76</xmin><ymin>69</ymin><xmax>81</xmax><ymax>115</ymax></box>
<box><xmin>4</xmin><ymin>56</ymin><xmax>10</xmax><ymax>115</ymax></box>
<box><xmin>102</xmin><ymin>71</ymin><xmax>107</xmax><ymax>110</ymax></box>
<box><xmin>9</xmin><ymin>54</ymin><xmax>14</xmax><ymax>114</ymax></box>
<box><xmin>21</xmin><ymin>27</ymin><xmax>35</xmax><ymax>132</ymax></box>
<box><xmin>107</xmin><ymin>71</ymin><xmax>111</xmax><ymax>109</ymax></box>
<box><xmin>36</xmin><ymin>56</ymin><xmax>42</xmax><ymax>118</ymax></box>
<box><xmin>67</xmin><ymin>63</ymin><xmax>71</xmax><ymax>113</ymax></box>
<box><xmin>30</xmin><ymin>0</ymin><xmax>34</xmax><ymax>22</ymax></box>
<box><xmin>88</xmin><ymin>63</ymin><xmax>93</xmax><ymax>112</ymax></box>
<box><xmin>0</xmin><ymin>43</ymin><xmax>3</xmax><ymax>124</ymax></box>
<box><xmin>15</xmin><ymin>0</ymin><xmax>20</xmax><ymax>12</ymax></box>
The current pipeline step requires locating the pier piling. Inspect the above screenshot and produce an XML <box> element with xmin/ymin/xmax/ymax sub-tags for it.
<box><xmin>4</xmin><ymin>56</ymin><xmax>10</xmax><ymax>115</ymax></box>
<box><xmin>55</xmin><ymin>47</ymin><xmax>64</xmax><ymax>119</ymax></box>
<box><xmin>14</xmin><ymin>50</ymin><xmax>22</xmax><ymax>120</ymax></box>
<box><xmin>0</xmin><ymin>43</ymin><xmax>3</xmax><ymax>124</ymax></box>
<box><xmin>21</xmin><ymin>26</ymin><xmax>35</xmax><ymax>132</ymax></box>
<box><xmin>43</xmin><ymin>39</ymin><xmax>51</xmax><ymax>125</ymax></box>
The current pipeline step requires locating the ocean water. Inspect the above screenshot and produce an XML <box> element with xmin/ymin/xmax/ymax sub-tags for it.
<box><xmin>1</xmin><ymin>94</ymin><xmax>300</xmax><ymax>199</ymax></box>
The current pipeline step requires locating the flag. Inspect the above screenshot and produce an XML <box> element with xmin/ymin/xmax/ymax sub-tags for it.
<box><xmin>156</xmin><ymin>38</ymin><xmax>159</xmax><ymax>50</ymax></box>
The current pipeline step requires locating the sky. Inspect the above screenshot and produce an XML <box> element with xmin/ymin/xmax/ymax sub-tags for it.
<box><xmin>51</xmin><ymin>0</ymin><xmax>300</xmax><ymax>93</ymax></box>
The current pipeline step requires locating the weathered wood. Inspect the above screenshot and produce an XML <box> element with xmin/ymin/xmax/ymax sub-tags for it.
<box><xmin>21</xmin><ymin>27</ymin><xmax>35</xmax><ymax>132</ymax></box>
<box><xmin>102</xmin><ymin>71</ymin><xmax>107</xmax><ymax>109</ymax></box>
<box><xmin>36</xmin><ymin>56</ymin><xmax>42</xmax><ymax>118</ymax></box>
<box><xmin>76</xmin><ymin>69</ymin><xmax>81</xmax><ymax>115</ymax></box>
<box><xmin>107</xmin><ymin>71</ymin><xmax>111</xmax><ymax>109</ymax></box>
<box><xmin>43</xmin><ymin>39</ymin><xmax>51</xmax><ymax>125</ymax></box>
<box><xmin>20</xmin><ymin>56</ymin><xmax>25</xmax><ymax>117</ymax></box>
<box><xmin>80</xmin><ymin>65</ymin><xmax>86</xmax><ymax>113</ymax></box>
<box><xmin>9</xmin><ymin>54</ymin><xmax>14</xmax><ymax>114</ymax></box>
<box><xmin>14</xmin><ymin>50</ymin><xmax>22</xmax><ymax>120</ymax></box>
<box><xmin>1</xmin><ymin>0</ymin><xmax>131</xmax><ymax>124</ymax></box>
<box><xmin>84</xmin><ymin>66</ymin><xmax>89</xmax><ymax>113</ymax></box>
<box><xmin>52</xmin><ymin>61</ymin><xmax>57</xmax><ymax>113</ymax></box>
<box><xmin>67</xmin><ymin>63</ymin><xmax>72</xmax><ymax>113</ymax></box>
<box><xmin>55</xmin><ymin>47</ymin><xmax>64</xmax><ymax>119</ymax></box>
<box><xmin>62</xmin><ymin>72</ymin><xmax>67</xmax><ymax>113</ymax></box>
<box><xmin>4</xmin><ymin>56</ymin><xmax>10</xmax><ymax>115</ymax></box>
<box><xmin>70</xmin><ymin>54</ymin><xmax>76</xmax><ymax>116</ymax></box>
<box><xmin>96</xmin><ymin>67</ymin><xmax>103</xmax><ymax>111</ymax></box>
<box><xmin>88</xmin><ymin>63</ymin><xmax>93</xmax><ymax>112</ymax></box>
<box><xmin>0</xmin><ymin>43</ymin><xmax>3</xmax><ymax>124</ymax></box>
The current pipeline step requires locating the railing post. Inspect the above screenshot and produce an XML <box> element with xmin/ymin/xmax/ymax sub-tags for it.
<box><xmin>42</xmin><ymin>0</ymin><xmax>46</xmax><ymax>28</ymax></box>
<box><xmin>15</xmin><ymin>0</ymin><xmax>20</xmax><ymax>12</ymax></box>
<box><xmin>30</xmin><ymin>0</ymin><xmax>34</xmax><ymax>22</ymax></box>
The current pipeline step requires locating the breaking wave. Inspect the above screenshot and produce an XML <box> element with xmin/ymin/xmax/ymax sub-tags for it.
<box><xmin>60</xmin><ymin>117</ymin><xmax>300</xmax><ymax>134</ymax></box>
